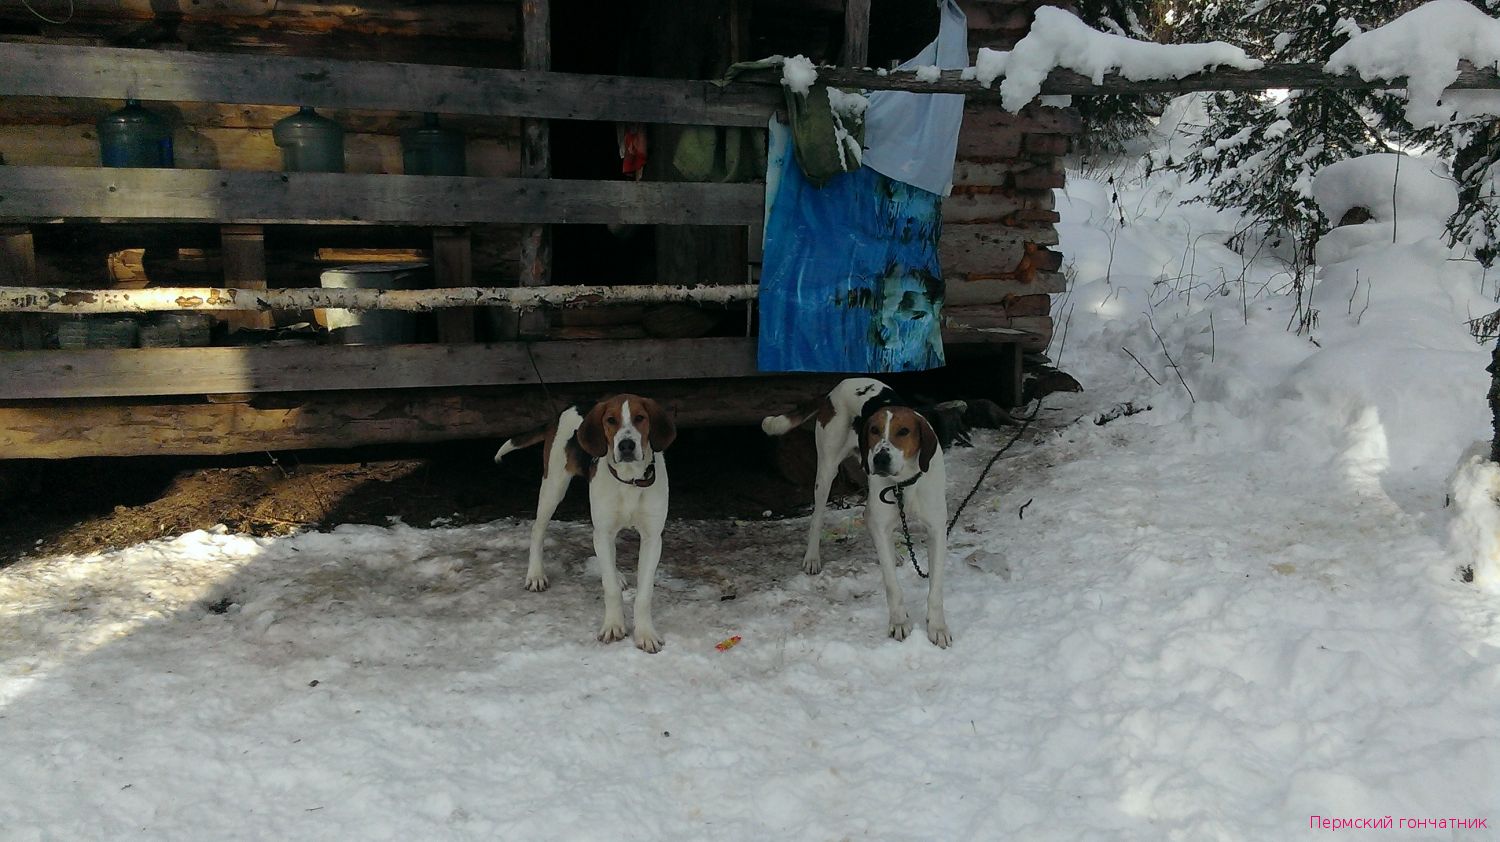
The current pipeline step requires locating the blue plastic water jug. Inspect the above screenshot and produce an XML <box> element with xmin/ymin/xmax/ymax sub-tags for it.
<box><xmin>401</xmin><ymin>113</ymin><xmax>466</xmax><ymax>176</ymax></box>
<box><xmin>272</xmin><ymin>106</ymin><xmax>346</xmax><ymax>173</ymax></box>
<box><xmin>97</xmin><ymin>99</ymin><xmax>174</xmax><ymax>168</ymax></box>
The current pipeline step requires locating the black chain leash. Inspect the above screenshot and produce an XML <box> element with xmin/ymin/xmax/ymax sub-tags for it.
<box><xmin>945</xmin><ymin>396</ymin><xmax>1044</xmax><ymax>536</ymax></box>
<box><xmin>878</xmin><ymin>474</ymin><xmax>927</xmax><ymax>579</ymax></box>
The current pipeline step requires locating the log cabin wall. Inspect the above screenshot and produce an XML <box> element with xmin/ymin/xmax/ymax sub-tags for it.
<box><xmin>945</xmin><ymin>0</ymin><xmax>1072</xmax><ymax>351</ymax></box>
<box><xmin>0</xmin><ymin>0</ymin><xmax>1077</xmax><ymax>458</ymax></box>
<box><xmin>0</xmin><ymin>1</ymin><xmax>524</xmax><ymax>295</ymax></box>
<box><xmin>0</xmin><ymin>0</ymin><xmax>1070</xmax><ymax>339</ymax></box>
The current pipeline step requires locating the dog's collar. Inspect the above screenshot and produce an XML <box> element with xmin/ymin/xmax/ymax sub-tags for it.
<box><xmin>607</xmin><ymin>459</ymin><xmax>657</xmax><ymax>488</ymax></box>
<box><xmin>876</xmin><ymin>471</ymin><xmax>923</xmax><ymax>504</ymax></box>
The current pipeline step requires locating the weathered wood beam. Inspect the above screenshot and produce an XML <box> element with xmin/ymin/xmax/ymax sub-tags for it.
<box><xmin>762</xmin><ymin>59</ymin><xmax>1500</xmax><ymax>97</ymax></box>
<box><xmin>841</xmin><ymin>0</ymin><xmax>871</xmax><ymax>68</ymax></box>
<box><xmin>517</xmin><ymin>0</ymin><xmax>553</xmax><ymax>340</ymax></box>
<box><xmin>0</xmin><ymin>42</ymin><xmax>780</xmax><ymax>127</ymax></box>
<box><xmin>0</xmin><ymin>376</ymin><xmax>843</xmax><ymax>459</ymax></box>
<box><xmin>432</xmin><ymin>228</ymin><xmax>477</xmax><ymax>342</ymax></box>
<box><xmin>0</xmin><ymin>337</ymin><xmax>764</xmax><ymax>399</ymax></box>
<box><xmin>0</xmin><ymin>227</ymin><xmax>37</xmax><ymax>286</ymax></box>
<box><xmin>947</xmin><ymin>270</ymin><xmax>1067</xmax><ymax>305</ymax></box>
<box><xmin>0</xmin><ymin>1</ymin><xmax>520</xmax><ymax>41</ymax></box>
<box><xmin>0</xmin><ymin>167</ymin><xmax>765</xmax><ymax>226</ymax></box>
<box><xmin>6</xmin><ymin>44</ymin><xmax>1494</xmax><ymax>128</ymax></box>
<box><xmin>0</xmin><ymin>284</ymin><xmax>761</xmax><ymax>315</ymax></box>
<box><xmin>220</xmin><ymin>224</ymin><xmax>274</xmax><ymax>332</ymax></box>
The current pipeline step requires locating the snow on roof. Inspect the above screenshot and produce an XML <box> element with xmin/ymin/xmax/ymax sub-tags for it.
<box><xmin>972</xmin><ymin>6</ymin><xmax>1262</xmax><ymax>112</ymax></box>
<box><xmin>1325</xmin><ymin>0</ymin><xmax>1500</xmax><ymax>125</ymax></box>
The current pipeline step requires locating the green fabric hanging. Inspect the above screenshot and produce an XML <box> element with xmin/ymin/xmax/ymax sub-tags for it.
<box><xmin>671</xmin><ymin>126</ymin><xmax>767</xmax><ymax>183</ymax></box>
<box><xmin>720</xmin><ymin>59</ymin><xmax>866</xmax><ymax>187</ymax></box>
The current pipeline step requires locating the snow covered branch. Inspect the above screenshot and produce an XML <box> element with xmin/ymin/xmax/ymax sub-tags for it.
<box><xmin>798</xmin><ymin>61</ymin><xmax>1500</xmax><ymax>99</ymax></box>
<box><xmin>741</xmin><ymin>5</ymin><xmax>1499</xmax><ymax>112</ymax></box>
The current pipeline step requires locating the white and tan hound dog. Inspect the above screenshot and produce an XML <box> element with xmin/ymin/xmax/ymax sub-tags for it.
<box><xmin>495</xmin><ymin>394</ymin><xmax>677</xmax><ymax>653</ymax></box>
<box><xmin>763</xmin><ymin>378</ymin><xmax>952</xmax><ymax>647</ymax></box>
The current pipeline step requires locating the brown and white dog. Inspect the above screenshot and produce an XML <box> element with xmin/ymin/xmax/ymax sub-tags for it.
<box><xmin>495</xmin><ymin>394</ymin><xmax>677</xmax><ymax>652</ymax></box>
<box><xmin>762</xmin><ymin>377</ymin><xmax>952</xmax><ymax>647</ymax></box>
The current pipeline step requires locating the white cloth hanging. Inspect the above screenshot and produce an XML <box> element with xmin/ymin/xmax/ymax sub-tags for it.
<box><xmin>860</xmin><ymin>0</ymin><xmax>969</xmax><ymax>197</ymax></box>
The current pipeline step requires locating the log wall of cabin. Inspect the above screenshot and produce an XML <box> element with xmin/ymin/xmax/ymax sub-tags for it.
<box><xmin>0</xmin><ymin>0</ymin><xmax>1073</xmax><ymax>350</ymax></box>
<box><xmin>947</xmin><ymin>0</ymin><xmax>1074</xmax><ymax>351</ymax></box>
<box><xmin>0</xmin><ymin>1</ymin><xmax>525</xmax><ymax>296</ymax></box>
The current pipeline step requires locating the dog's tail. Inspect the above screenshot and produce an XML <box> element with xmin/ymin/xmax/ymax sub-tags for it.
<box><xmin>761</xmin><ymin>397</ymin><xmax>825</xmax><ymax>436</ymax></box>
<box><xmin>494</xmin><ymin>424</ymin><xmax>549</xmax><ymax>464</ymax></box>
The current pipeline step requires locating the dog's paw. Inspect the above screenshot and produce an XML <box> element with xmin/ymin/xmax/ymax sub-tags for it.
<box><xmin>634</xmin><ymin>628</ymin><xmax>664</xmax><ymax>654</ymax></box>
<box><xmin>802</xmin><ymin>554</ymin><xmax>823</xmax><ymax>575</ymax></box>
<box><xmin>597</xmin><ymin>620</ymin><xmax>627</xmax><ymax>644</ymax></box>
<box><xmin>889</xmin><ymin>615</ymin><xmax>912</xmax><ymax>641</ymax></box>
<box><xmin>927</xmin><ymin>624</ymin><xmax>953</xmax><ymax>648</ymax></box>
<box><xmin>524</xmin><ymin>572</ymin><xmax>550</xmax><ymax>592</ymax></box>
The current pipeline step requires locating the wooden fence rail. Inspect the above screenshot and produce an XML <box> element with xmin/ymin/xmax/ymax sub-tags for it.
<box><xmin>0</xmin><ymin>42</ymin><xmax>781</xmax><ymax>127</ymax></box>
<box><xmin>3</xmin><ymin>43</ymin><xmax>1496</xmax><ymax>123</ymax></box>
<box><xmin>0</xmin><ymin>167</ymin><xmax>766</xmax><ymax>227</ymax></box>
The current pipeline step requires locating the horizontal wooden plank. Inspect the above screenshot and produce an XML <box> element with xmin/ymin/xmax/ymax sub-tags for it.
<box><xmin>947</xmin><ymin>270</ymin><xmax>1067</xmax><ymax>306</ymax></box>
<box><xmin>940</xmin><ymin>223</ymin><xmax>1060</xmax><ymax>275</ymax></box>
<box><xmin>946</xmin><ymin>296</ymin><xmax>1053</xmax><ymax>320</ymax></box>
<box><xmin>0</xmin><ymin>375</ymin><xmax>843</xmax><ymax>459</ymax></box>
<box><xmin>0</xmin><ymin>167</ymin><xmax>765</xmax><ymax>226</ymax></box>
<box><xmin>961</xmin><ymin>103</ymin><xmax>1084</xmax><ymax>137</ymax></box>
<box><xmin>942</xmin><ymin>189</ymin><xmax>1055</xmax><ymax>225</ymax></box>
<box><xmin>0</xmin><ymin>338</ymin><xmax>766</xmax><ymax>399</ymax></box>
<box><xmin>0</xmin><ymin>43</ymin><xmax>782</xmax><ymax>127</ymax></box>
<box><xmin>942</xmin><ymin>314</ymin><xmax>1052</xmax><ymax>349</ymax></box>
<box><xmin>0</xmin><ymin>1</ymin><xmax>520</xmax><ymax>41</ymax></box>
<box><xmin>745</xmin><ymin>61</ymin><xmax>1500</xmax><ymax>98</ymax></box>
<box><xmin>956</xmin><ymin>125</ymin><xmax>1024</xmax><ymax>160</ymax></box>
<box><xmin>0</xmin><ymin>27</ymin><xmax>522</xmax><ymax>70</ymax></box>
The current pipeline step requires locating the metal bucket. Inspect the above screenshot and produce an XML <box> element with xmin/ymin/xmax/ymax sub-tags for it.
<box><xmin>318</xmin><ymin>263</ymin><xmax>430</xmax><ymax>344</ymax></box>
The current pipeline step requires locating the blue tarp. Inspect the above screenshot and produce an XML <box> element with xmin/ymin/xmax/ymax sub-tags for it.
<box><xmin>757</xmin><ymin>122</ymin><xmax>946</xmax><ymax>373</ymax></box>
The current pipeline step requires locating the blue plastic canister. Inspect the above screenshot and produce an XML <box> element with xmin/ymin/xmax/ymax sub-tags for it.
<box><xmin>401</xmin><ymin>113</ymin><xmax>467</xmax><ymax>176</ymax></box>
<box><xmin>97</xmin><ymin>99</ymin><xmax>174</xmax><ymax>168</ymax></box>
<box><xmin>272</xmin><ymin>107</ymin><xmax>346</xmax><ymax>173</ymax></box>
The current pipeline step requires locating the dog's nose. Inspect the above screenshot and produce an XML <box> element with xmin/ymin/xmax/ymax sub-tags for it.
<box><xmin>617</xmin><ymin>438</ymin><xmax>636</xmax><ymax>459</ymax></box>
<box><xmin>872</xmin><ymin>451</ymin><xmax>892</xmax><ymax>473</ymax></box>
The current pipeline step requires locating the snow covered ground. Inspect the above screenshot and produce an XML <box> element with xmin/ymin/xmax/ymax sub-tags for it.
<box><xmin>5</xmin><ymin>102</ymin><xmax>1500</xmax><ymax>839</ymax></box>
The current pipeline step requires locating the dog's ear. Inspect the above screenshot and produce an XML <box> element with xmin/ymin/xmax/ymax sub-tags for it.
<box><xmin>642</xmin><ymin>397</ymin><xmax>677</xmax><ymax>452</ymax></box>
<box><xmin>917</xmin><ymin>414</ymin><xmax>939</xmax><ymax>473</ymax></box>
<box><xmin>857</xmin><ymin>411</ymin><xmax>874</xmax><ymax>467</ymax></box>
<box><xmin>575</xmin><ymin>400</ymin><xmax>610</xmax><ymax>458</ymax></box>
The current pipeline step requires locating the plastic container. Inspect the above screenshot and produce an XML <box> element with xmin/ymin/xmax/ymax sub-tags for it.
<box><xmin>162</xmin><ymin>313</ymin><xmax>213</xmax><ymax>347</ymax></box>
<box><xmin>401</xmin><ymin>113</ymin><xmax>466</xmax><ymax>176</ymax></box>
<box><xmin>138</xmin><ymin>320</ymin><xmax>181</xmax><ymax>348</ymax></box>
<box><xmin>97</xmin><ymin>99</ymin><xmax>174</xmax><ymax>168</ymax></box>
<box><xmin>87</xmin><ymin>318</ymin><xmax>139</xmax><ymax>348</ymax></box>
<box><xmin>272</xmin><ymin>106</ymin><xmax>345</xmax><ymax>173</ymax></box>
<box><xmin>318</xmin><ymin>263</ymin><xmax>430</xmax><ymax>344</ymax></box>
<box><xmin>57</xmin><ymin>319</ymin><xmax>90</xmax><ymax>350</ymax></box>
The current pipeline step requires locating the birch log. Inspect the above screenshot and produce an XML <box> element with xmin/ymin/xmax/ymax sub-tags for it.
<box><xmin>0</xmin><ymin>284</ymin><xmax>760</xmax><ymax>314</ymax></box>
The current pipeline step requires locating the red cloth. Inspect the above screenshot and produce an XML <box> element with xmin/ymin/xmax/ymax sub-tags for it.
<box><xmin>619</xmin><ymin>124</ymin><xmax>647</xmax><ymax>179</ymax></box>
